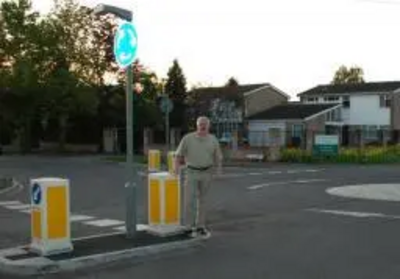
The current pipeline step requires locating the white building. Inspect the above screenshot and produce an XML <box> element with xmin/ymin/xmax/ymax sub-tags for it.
<box><xmin>297</xmin><ymin>81</ymin><xmax>400</xmax><ymax>144</ymax></box>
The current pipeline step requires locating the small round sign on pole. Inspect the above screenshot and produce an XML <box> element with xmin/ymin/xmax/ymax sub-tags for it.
<box><xmin>160</xmin><ymin>97</ymin><xmax>173</xmax><ymax>114</ymax></box>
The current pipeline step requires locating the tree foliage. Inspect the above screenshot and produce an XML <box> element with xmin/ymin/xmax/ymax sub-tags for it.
<box><xmin>0</xmin><ymin>0</ymin><xmax>184</xmax><ymax>153</ymax></box>
<box><xmin>164</xmin><ymin>59</ymin><xmax>187</xmax><ymax>128</ymax></box>
<box><xmin>226</xmin><ymin>77</ymin><xmax>239</xmax><ymax>87</ymax></box>
<box><xmin>332</xmin><ymin>65</ymin><xmax>365</xmax><ymax>85</ymax></box>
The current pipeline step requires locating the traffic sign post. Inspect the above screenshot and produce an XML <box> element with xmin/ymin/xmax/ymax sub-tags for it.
<box><xmin>30</xmin><ymin>177</ymin><xmax>73</xmax><ymax>256</ymax></box>
<box><xmin>114</xmin><ymin>20</ymin><xmax>139</xmax><ymax>238</ymax></box>
<box><xmin>159</xmin><ymin>96</ymin><xmax>173</xmax><ymax>150</ymax></box>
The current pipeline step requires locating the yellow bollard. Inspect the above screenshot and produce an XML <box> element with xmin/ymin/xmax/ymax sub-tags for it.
<box><xmin>148</xmin><ymin>149</ymin><xmax>161</xmax><ymax>172</ymax></box>
<box><xmin>147</xmin><ymin>171</ymin><xmax>184</xmax><ymax>236</ymax></box>
<box><xmin>167</xmin><ymin>151</ymin><xmax>175</xmax><ymax>174</ymax></box>
<box><xmin>30</xmin><ymin>177</ymin><xmax>73</xmax><ymax>256</ymax></box>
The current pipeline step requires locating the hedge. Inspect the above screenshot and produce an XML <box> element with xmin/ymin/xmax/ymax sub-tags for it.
<box><xmin>280</xmin><ymin>145</ymin><xmax>400</xmax><ymax>164</ymax></box>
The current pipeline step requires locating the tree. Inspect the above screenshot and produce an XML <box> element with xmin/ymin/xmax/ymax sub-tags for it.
<box><xmin>164</xmin><ymin>59</ymin><xmax>187</xmax><ymax>128</ymax></box>
<box><xmin>332</xmin><ymin>65</ymin><xmax>365</xmax><ymax>84</ymax></box>
<box><xmin>0</xmin><ymin>0</ymin><xmax>46</xmax><ymax>152</ymax></box>
<box><xmin>41</xmin><ymin>0</ymin><xmax>100</xmax><ymax>151</ymax></box>
<box><xmin>226</xmin><ymin>77</ymin><xmax>239</xmax><ymax>87</ymax></box>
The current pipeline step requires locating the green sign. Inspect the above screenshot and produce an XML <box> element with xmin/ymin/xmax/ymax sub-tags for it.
<box><xmin>313</xmin><ymin>135</ymin><xmax>339</xmax><ymax>156</ymax></box>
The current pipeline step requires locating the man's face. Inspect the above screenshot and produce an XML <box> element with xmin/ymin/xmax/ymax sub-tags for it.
<box><xmin>197</xmin><ymin>120</ymin><xmax>209</xmax><ymax>133</ymax></box>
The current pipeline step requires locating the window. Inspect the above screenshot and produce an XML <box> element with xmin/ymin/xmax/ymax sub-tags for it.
<box><xmin>380</xmin><ymin>95</ymin><xmax>391</xmax><ymax>108</ymax></box>
<box><xmin>307</xmin><ymin>97</ymin><xmax>318</xmax><ymax>103</ymax></box>
<box><xmin>342</xmin><ymin>96</ymin><xmax>350</xmax><ymax>108</ymax></box>
<box><xmin>292</xmin><ymin>124</ymin><xmax>304</xmax><ymax>138</ymax></box>
<box><xmin>363</xmin><ymin>125</ymin><xmax>379</xmax><ymax>141</ymax></box>
<box><xmin>324</xmin><ymin>96</ymin><xmax>340</xmax><ymax>102</ymax></box>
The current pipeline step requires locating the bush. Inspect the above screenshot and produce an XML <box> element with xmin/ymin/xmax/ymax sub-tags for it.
<box><xmin>280</xmin><ymin>145</ymin><xmax>400</xmax><ymax>164</ymax></box>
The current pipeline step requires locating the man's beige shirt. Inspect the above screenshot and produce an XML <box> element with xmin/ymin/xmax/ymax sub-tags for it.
<box><xmin>175</xmin><ymin>132</ymin><xmax>222</xmax><ymax>167</ymax></box>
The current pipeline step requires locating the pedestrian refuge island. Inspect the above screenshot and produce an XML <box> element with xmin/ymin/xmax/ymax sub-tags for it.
<box><xmin>147</xmin><ymin>171</ymin><xmax>184</xmax><ymax>236</ymax></box>
<box><xmin>30</xmin><ymin>177</ymin><xmax>73</xmax><ymax>256</ymax></box>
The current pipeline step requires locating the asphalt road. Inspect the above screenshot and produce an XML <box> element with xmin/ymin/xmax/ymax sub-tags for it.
<box><xmin>1</xmin><ymin>156</ymin><xmax>400</xmax><ymax>279</ymax></box>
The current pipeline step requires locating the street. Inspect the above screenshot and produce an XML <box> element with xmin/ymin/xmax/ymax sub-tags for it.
<box><xmin>1</xmin><ymin>156</ymin><xmax>400</xmax><ymax>278</ymax></box>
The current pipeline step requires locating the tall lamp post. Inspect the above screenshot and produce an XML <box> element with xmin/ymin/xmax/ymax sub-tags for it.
<box><xmin>151</xmin><ymin>77</ymin><xmax>173</xmax><ymax>151</ymax></box>
<box><xmin>92</xmin><ymin>4</ymin><xmax>138</xmax><ymax>238</ymax></box>
<box><xmin>159</xmin><ymin>79</ymin><xmax>173</xmax><ymax>150</ymax></box>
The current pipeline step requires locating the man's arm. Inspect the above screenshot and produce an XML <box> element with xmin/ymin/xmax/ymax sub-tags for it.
<box><xmin>174</xmin><ymin>136</ymin><xmax>187</xmax><ymax>175</ymax></box>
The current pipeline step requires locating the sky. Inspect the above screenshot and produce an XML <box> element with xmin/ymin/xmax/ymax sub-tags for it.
<box><xmin>30</xmin><ymin>0</ymin><xmax>400</xmax><ymax>99</ymax></box>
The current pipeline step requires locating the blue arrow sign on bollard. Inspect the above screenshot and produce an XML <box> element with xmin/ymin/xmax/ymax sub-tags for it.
<box><xmin>32</xmin><ymin>183</ymin><xmax>42</xmax><ymax>205</ymax></box>
<box><xmin>114</xmin><ymin>21</ymin><xmax>138</xmax><ymax>69</ymax></box>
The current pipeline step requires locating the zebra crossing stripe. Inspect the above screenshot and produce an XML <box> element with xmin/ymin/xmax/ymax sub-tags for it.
<box><xmin>84</xmin><ymin>219</ymin><xmax>125</xmax><ymax>227</ymax></box>
<box><xmin>70</xmin><ymin>215</ymin><xmax>95</xmax><ymax>222</ymax></box>
<box><xmin>0</xmin><ymin>201</ymin><xmax>21</xmax><ymax>206</ymax></box>
<box><xmin>4</xmin><ymin>204</ymin><xmax>30</xmax><ymax>210</ymax></box>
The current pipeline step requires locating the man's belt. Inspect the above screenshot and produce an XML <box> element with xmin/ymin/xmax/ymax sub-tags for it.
<box><xmin>187</xmin><ymin>165</ymin><xmax>212</xmax><ymax>171</ymax></box>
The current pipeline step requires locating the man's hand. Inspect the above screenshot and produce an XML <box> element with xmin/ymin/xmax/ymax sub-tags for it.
<box><xmin>173</xmin><ymin>156</ymin><xmax>183</xmax><ymax>176</ymax></box>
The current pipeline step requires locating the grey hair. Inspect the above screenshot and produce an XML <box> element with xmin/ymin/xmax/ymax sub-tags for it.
<box><xmin>196</xmin><ymin>116</ymin><xmax>210</xmax><ymax>126</ymax></box>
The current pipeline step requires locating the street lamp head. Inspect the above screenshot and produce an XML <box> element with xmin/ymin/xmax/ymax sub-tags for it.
<box><xmin>92</xmin><ymin>3</ymin><xmax>132</xmax><ymax>21</ymax></box>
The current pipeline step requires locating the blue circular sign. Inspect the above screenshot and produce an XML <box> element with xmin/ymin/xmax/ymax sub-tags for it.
<box><xmin>32</xmin><ymin>183</ymin><xmax>42</xmax><ymax>205</ymax></box>
<box><xmin>160</xmin><ymin>97</ymin><xmax>173</xmax><ymax>113</ymax></box>
<box><xmin>114</xmin><ymin>21</ymin><xmax>138</xmax><ymax>69</ymax></box>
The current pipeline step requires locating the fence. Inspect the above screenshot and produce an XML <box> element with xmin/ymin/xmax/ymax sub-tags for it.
<box><xmin>219</xmin><ymin>128</ymin><xmax>400</xmax><ymax>163</ymax></box>
<box><xmin>246</xmin><ymin>128</ymin><xmax>400</xmax><ymax>149</ymax></box>
<box><xmin>105</xmin><ymin>127</ymin><xmax>400</xmax><ymax>164</ymax></box>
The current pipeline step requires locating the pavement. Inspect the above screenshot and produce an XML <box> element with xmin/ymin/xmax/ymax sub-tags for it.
<box><xmin>0</xmin><ymin>156</ymin><xmax>400</xmax><ymax>278</ymax></box>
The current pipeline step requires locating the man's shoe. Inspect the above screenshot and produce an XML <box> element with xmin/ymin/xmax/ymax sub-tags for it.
<box><xmin>197</xmin><ymin>227</ymin><xmax>210</xmax><ymax>237</ymax></box>
<box><xmin>184</xmin><ymin>227</ymin><xmax>198</xmax><ymax>238</ymax></box>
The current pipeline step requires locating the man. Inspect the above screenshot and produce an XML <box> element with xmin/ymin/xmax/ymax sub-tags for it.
<box><xmin>174</xmin><ymin>116</ymin><xmax>223</xmax><ymax>237</ymax></box>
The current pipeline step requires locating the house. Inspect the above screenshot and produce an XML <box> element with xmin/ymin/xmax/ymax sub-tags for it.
<box><xmin>297</xmin><ymin>81</ymin><xmax>400</xmax><ymax>145</ymax></box>
<box><xmin>188</xmin><ymin>83</ymin><xmax>290</xmax><ymax>142</ymax></box>
<box><xmin>391</xmin><ymin>88</ymin><xmax>400</xmax><ymax>142</ymax></box>
<box><xmin>246</xmin><ymin>103</ymin><xmax>342</xmax><ymax>149</ymax></box>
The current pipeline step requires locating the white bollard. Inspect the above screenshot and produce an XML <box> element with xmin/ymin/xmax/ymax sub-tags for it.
<box><xmin>30</xmin><ymin>177</ymin><xmax>73</xmax><ymax>256</ymax></box>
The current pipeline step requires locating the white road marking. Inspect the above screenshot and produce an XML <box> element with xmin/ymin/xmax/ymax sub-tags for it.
<box><xmin>84</xmin><ymin>219</ymin><xmax>125</xmax><ymax>227</ymax></box>
<box><xmin>114</xmin><ymin>224</ymin><xmax>148</xmax><ymax>231</ymax></box>
<box><xmin>139</xmin><ymin>168</ymin><xmax>324</xmax><ymax>179</ymax></box>
<box><xmin>247</xmin><ymin>179</ymin><xmax>327</xmax><ymax>190</ymax></box>
<box><xmin>0</xmin><ymin>180</ymin><xmax>24</xmax><ymax>195</ymax></box>
<box><xmin>327</xmin><ymin>184</ymin><xmax>400</xmax><ymax>202</ymax></box>
<box><xmin>294</xmin><ymin>179</ymin><xmax>327</xmax><ymax>183</ymax></box>
<box><xmin>70</xmin><ymin>215</ymin><xmax>96</xmax><ymax>222</ymax></box>
<box><xmin>4</xmin><ymin>204</ymin><xmax>30</xmax><ymax>210</ymax></box>
<box><xmin>306</xmin><ymin>208</ymin><xmax>400</xmax><ymax>219</ymax></box>
<box><xmin>247</xmin><ymin>184</ymin><xmax>269</xmax><ymax>190</ymax></box>
<box><xmin>247</xmin><ymin>181</ymin><xmax>289</xmax><ymax>190</ymax></box>
<box><xmin>20</xmin><ymin>209</ymin><xmax>31</xmax><ymax>214</ymax></box>
<box><xmin>0</xmin><ymin>201</ymin><xmax>21</xmax><ymax>206</ymax></box>
<box><xmin>217</xmin><ymin>173</ymin><xmax>243</xmax><ymax>178</ymax></box>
